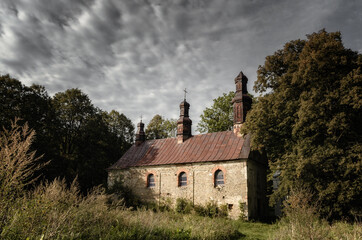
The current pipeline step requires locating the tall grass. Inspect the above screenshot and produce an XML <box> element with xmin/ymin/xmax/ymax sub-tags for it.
<box><xmin>2</xmin><ymin>178</ymin><xmax>241</xmax><ymax>239</ymax></box>
<box><xmin>270</xmin><ymin>189</ymin><xmax>362</xmax><ymax>240</ymax></box>
<box><xmin>0</xmin><ymin>121</ymin><xmax>240</xmax><ymax>239</ymax></box>
<box><xmin>1</xmin><ymin>121</ymin><xmax>360</xmax><ymax>239</ymax></box>
<box><xmin>0</xmin><ymin>120</ymin><xmax>47</xmax><ymax>232</ymax></box>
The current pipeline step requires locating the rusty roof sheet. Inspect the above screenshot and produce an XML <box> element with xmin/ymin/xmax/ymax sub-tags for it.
<box><xmin>108</xmin><ymin>131</ymin><xmax>251</xmax><ymax>169</ymax></box>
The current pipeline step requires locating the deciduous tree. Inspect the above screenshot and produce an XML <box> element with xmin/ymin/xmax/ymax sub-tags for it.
<box><xmin>197</xmin><ymin>91</ymin><xmax>235</xmax><ymax>133</ymax></box>
<box><xmin>146</xmin><ymin>115</ymin><xmax>177</xmax><ymax>139</ymax></box>
<box><xmin>243</xmin><ymin>29</ymin><xmax>362</xmax><ymax>220</ymax></box>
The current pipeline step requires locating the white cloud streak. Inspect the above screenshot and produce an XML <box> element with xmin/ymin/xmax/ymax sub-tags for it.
<box><xmin>0</xmin><ymin>0</ymin><xmax>361</xmax><ymax>132</ymax></box>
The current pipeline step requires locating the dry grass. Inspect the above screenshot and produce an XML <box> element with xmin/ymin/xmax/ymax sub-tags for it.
<box><xmin>270</xmin><ymin>189</ymin><xmax>362</xmax><ymax>240</ymax></box>
<box><xmin>1</xmin><ymin>178</ymin><xmax>240</xmax><ymax>239</ymax></box>
<box><xmin>1</xmin><ymin>121</ymin><xmax>359</xmax><ymax>240</ymax></box>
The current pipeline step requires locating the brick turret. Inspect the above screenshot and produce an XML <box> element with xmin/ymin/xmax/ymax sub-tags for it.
<box><xmin>135</xmin><ymin>120</ymin><xmax>145</xmax><ymax>146</ymax></box>
<box><xmin>177</xmin><ymin>99</ymin><xmax>192</xmax><ymax>143</ymax></box>
<box><xmin>232</xmin><ymin>71</ymin><xmax>252</xmax><ymax>136</ymax></box>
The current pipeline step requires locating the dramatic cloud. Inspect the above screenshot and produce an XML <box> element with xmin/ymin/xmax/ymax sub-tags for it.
<box><xmin>0</xmin><ymin>0</ymin><xmax>361</xmax><ymax>132</ymax></box>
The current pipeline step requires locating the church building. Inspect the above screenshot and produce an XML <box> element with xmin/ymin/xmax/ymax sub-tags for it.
<box><xmin>107</xmin><ymin>71</ymin><xmax>267</xmax><ymax>219</ymax></box>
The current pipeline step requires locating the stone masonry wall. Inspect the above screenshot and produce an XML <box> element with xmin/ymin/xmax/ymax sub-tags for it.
<box><xmin>108</xmin><ymin>160</ymin><xmax>249</xmax><ymax>219</ymax></box>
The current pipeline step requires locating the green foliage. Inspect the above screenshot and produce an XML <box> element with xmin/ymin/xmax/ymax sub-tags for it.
<box><xmin>0</xmin><ymin>74</ymin><xmax>59</xmax><ymax>181</ymax></box>
<box><xmin>234</xmin><ymin>221</ymin><xmax>277</xmax><ymax>240</ymax></box>
<box><xmin>103</xmin><ymin>110</ymin><xmax>134</xmax><ymax>146</ymax></box>
<box><xmin>0</xmin><ymin>76</ymin><xmax>135</xmax><ymax>193</ymax></box>
<box><xmin>1</xmin><ymin>179</ymin><xmax>240</xmax><ymax>239</ymax></box>
<box><xmin>158</xmin><ymin>197</ymin><xmax>173</xmax><ymax>212</ymax></box>
<box><xmin>146</xmin><ymin>114</ymin><xmax>177</xmax><ymax>139</ymax></box>
<box><xmin>197</xmin><ymin>91</ymin><xmax>235</xmax><ymax>133</ymax></box>
<box><xmin>106</xmin><ymin>176</ymin><xmax>142</xmax><ymax>209</ymax></box>
<box><xmin>193</xmin><ymin>201</ymin><xmax>228</xmax><ymax>218</ymax></box>
<box><xmin>218</xmin><ymin>203</ymin><xmax>229</xmax><ymax>218</ymax></box>
<box><xmin>176</xmin><ymin>198</ymin><xmax>193</xmax><ymax>214</ymax></box>
<box><xmin>271</xmin><ymin>189</ymin><xmax>362</xmax><ymax>240</ymax></box>
<box><xmin>51</xmin><ymin>89</ymin><xmax>135</xmax><ymax>192</ymax></box>
<box><xmin>243</xmin><ymin>29</ymin><xmax>362</xmax><ymax>220</ymax></box>
<box><xmin>239</xmin><ymin>201</ymin><xmax>247</xmax><ymax>221</ymax></box>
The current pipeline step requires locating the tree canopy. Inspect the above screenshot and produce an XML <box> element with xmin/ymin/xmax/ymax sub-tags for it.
<box><xmin>145</xmin><ymin>114</ymin><xmax>177</xmax><ymax>139</ymax></box>
<box><xmin>197</xmin><ymin>91</ymin><xmax>235</xmax><ymax>133</ymax></box>
<box><xmin>0</xmin><ymin>76</ymin><xmax>134</xmax><ymax>192</ymax></box>
<box><xmin>243</xmin><ymin>29</ymin><xmax>362</xmax><ymax>220</ymax></box>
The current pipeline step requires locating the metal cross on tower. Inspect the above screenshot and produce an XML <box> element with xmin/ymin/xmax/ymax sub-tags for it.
<box><xmin>184</xmin><ymin>88</ymin><xmax>188</xmax><ymax>101</ymax></box>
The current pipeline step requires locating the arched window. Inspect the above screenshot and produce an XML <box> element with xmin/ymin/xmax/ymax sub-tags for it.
<box><xmin>214</xmin><ymin>170</ymin><xmax>224</xmax><ymax>187</ymax></box>
<box><xmin>178</xmin><ymin>172</ymin><xmax>187</xmax><ymax>187</ymax></box>
<box><xmin>147</xmin><ymin>174</ymin><xmax>155</xmax><ymax>188</ymax></box>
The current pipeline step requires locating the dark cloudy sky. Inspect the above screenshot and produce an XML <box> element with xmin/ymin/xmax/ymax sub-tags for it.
<box><xmin>1</xmin><ymin>0</ymin><xmax>361</xmax><ymax>132</ymax></box>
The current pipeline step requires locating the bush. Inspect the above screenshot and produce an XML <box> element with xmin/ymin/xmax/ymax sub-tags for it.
<box><xmin>106</xmin><ymin>175</ymin><xmax>142</xmax><ymax>209</ymax></box>
<box><xmin>194</xmin><ymin>201</ymin><xmax>228</xmax><ymax>218</ymax></box>
<box><xmin>218</xmin><ymin>203</ymin><xmax>229</xmax><ymax>218</ymax></box>
<box><xmin>159</xmin><ymin>197</ymin><xmax>172</xmax><ymax>212</ymax></box>
<box><xmin>175</xmin><ymin>198</ymin><xmax>193</xmax><ymax>214</ymax></box>
<box><xmin>239</xmin><ymin>201</ymin><xmax>247</xmax><ymax>220</ymax></box>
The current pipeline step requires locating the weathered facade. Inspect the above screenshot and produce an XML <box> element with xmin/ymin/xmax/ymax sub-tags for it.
<box><xmin>108</xmin><ymin>71</ymin><xmax>267</xmax><ymax>219</ymax></box>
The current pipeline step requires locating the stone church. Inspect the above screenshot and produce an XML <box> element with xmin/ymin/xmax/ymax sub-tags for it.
<box><xmin>108</xmin><ymin>71</ymin><xmax>267</xmax><ymax>219</ymax></box>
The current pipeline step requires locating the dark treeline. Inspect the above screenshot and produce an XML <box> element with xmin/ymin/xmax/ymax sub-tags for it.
<box><xmin>0</xmin><ymin>75</ymin><xmax>134</xmax><ymax>192</ymax></box>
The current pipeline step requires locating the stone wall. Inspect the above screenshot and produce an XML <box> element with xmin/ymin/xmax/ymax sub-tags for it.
<box><xmin>108</xmin><ymin>160</ymin><xmax>255</xmax><ymax>219</ymax></box>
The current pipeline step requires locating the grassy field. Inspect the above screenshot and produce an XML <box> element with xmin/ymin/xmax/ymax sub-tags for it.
<box><xmin>1</xmin><ymin>123</ymin><xmax>360</xmax><ymax>239</ymax></box>
<box><xmin>1</xmin><ymin>178</ymin><xmax>359</xmax><ymax>240</ymax></box>
<box><xmin>235</xmin><ymin>221</ymin><xmax>277</xmax><ymax>240</ymax></box>
<box><xmin>0</xmin><ymin>178</ymin><xmax>360</xmax><ymax>239</ymax></box>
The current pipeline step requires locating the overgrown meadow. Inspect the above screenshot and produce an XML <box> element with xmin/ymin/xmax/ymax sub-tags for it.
<box><xmin>0</xmin><ymin>121</ymin><xmax>360</xmax><ymax>239</ymax></box>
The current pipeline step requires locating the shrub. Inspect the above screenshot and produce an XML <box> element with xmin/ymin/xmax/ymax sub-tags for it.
<box><xmin>106</xmin><ymin>175</ymin><xmax>142</xmax><ymax>209</ymax></box>
<box><xmin>175</xmin><ymin>198</ymin><xmax>193</xmax><ymax>214</ymax></box>
<box><xmin>194</xmin><ymin>201</ymin><xmax>228</xmax><ymax>218</ymax></box>
<box><xmin>218</xmin><ymin>203</ymin><xmax>229</xmax><ymax>218</ymax></box>
<box><xmin>239</xmin><ymin>201</ymin><xmax>247</xmax><ymax>220</ymax></box>
<box><xmin>159</xmin><ymin>197</ymin><xmax>172</xmax><ymax>212</ymax></box>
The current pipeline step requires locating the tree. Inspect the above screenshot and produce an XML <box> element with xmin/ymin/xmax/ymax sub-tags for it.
<box><xmin>103</xmin><ymin>110</ymin><xmax>134</xmax><ymax>146</ymax></box>
<box><xmin>0</xmin><ymin>75</ymin><xmax>59</xmax><ymax>181</ymax></box>
<box><xmin>163</xmin><ymin>118</ymin><xmax>177</xmax><ymax>138</ymax></box>
<box><xmin>146</xmin><ymin>115</ymin><xmax>177</xmax><ymax>139</ymax></box>
<box><xmin>102</xmin><ymin>110</ymin><xmax>135</xmax><ymax>161</ymax></box>
<box><xmin>243</xmin><ymin>30</ymin><xmax>362</xmax><ymax>220</ymax></box>
<box><xmin>197</xmin><ymin>91</ymin><xmax>235</xmax><ymax>133</ymax></box>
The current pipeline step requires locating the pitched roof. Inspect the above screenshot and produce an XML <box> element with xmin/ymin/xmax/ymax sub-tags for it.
<box><xmin>109</xmin><ymin>131</ymin><xmax>251</xmax><ymax>169</ymax></box>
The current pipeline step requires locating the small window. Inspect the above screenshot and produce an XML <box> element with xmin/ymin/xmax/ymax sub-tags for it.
<box><xmin>147</xmin><ymin>174</ymin><xmax>155</xmax><ymax>188</ymax></box>
<box><xmin>178</xmin><ymin>172</ymin><xmax>187</xmax><ymax>187</ymax></box>
<box><xmin>214</xmin><ymin>170</ymin><xmax>224</xmax><ymax>186</ymax></box>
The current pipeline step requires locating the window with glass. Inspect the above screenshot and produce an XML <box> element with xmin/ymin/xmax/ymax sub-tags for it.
<box><xmin>178</xmin><ymin>172</ymin><xmax>187</xmax><ymax>187</ymax></box>
<box><xmin>214</xmin><ymin>170</ymin><xmax>224</xmax><ymax>186</ymax></box>
<box><xmin>147</xmin><ymin>174</ymin><xmax>155</xmax><ymax>188</ymax></box>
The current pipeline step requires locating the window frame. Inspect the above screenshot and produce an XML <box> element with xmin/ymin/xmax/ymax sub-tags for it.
<box><xmin>147</xmin><ymin>173</ymin><xmax>155</xmax><ymax>188</ymax></box>
<box><xmin>178</xmin><ymin>171</ymin><xmax>187</xmax><ymax>187</ymax></box>
<box><xmin>214</xmin><ymin>169</ymin><xmax>225</xmax><ymax>187</ymax></box>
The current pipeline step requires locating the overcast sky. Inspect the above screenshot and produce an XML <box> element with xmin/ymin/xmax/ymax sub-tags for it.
<box><xmin>1</xmin><ymin>0</ymin><xmax>361</xmax><ymax>133</ymax></box>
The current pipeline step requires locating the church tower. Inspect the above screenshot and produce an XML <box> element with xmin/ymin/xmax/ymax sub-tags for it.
<box><xmin>135</xmin><ymin>120</ymin><xmax>145</xmax><ymax>146</ymax></box>
<box><xmin>177</xmin><ymin>95</ymin><xmax>192</xmax><ymax>143</ymax></box>
<box><xmin>232</xmin><ymin>71</ymin><xmax>252</xmax><ymax>136</ymax></box>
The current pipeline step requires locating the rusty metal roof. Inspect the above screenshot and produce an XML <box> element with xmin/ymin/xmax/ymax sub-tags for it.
<box><xmin>108</xmin><ymin>131</ymin><xmax>251</xmax><ymax>169</ymax></box>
